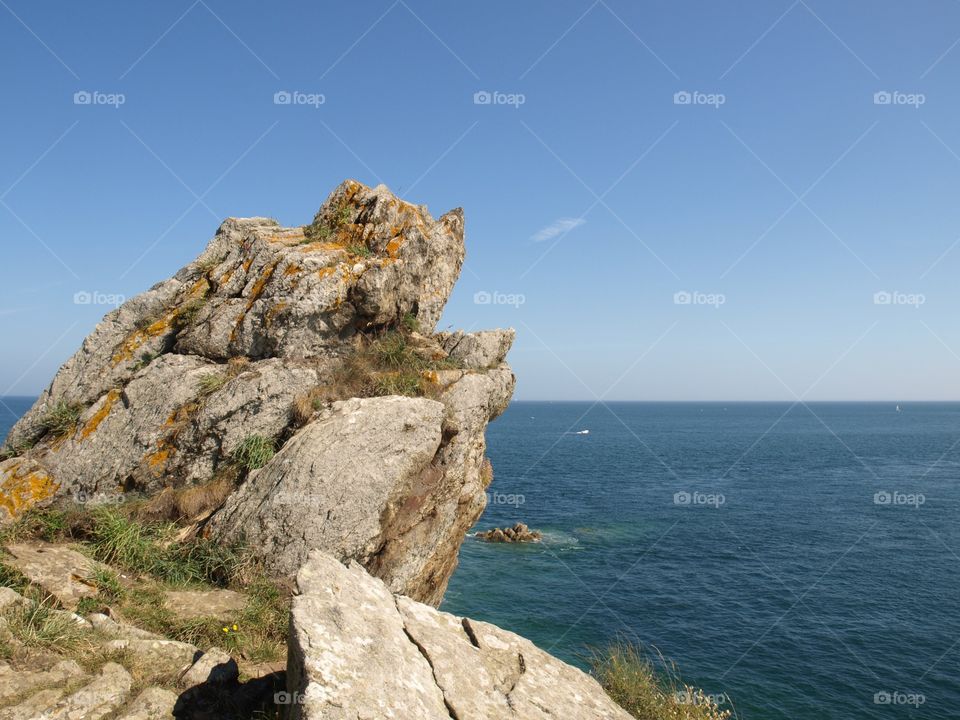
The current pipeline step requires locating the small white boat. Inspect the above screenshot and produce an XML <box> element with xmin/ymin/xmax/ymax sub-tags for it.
<box><xmin>575</xmin><ymin>429</ymin><xmax>590</xmax><ymax>435</ymax></box>
<box><xmin>896</xmin><ymin>404</ymin><xmax>902</xmax><ymax>413</ymax></box>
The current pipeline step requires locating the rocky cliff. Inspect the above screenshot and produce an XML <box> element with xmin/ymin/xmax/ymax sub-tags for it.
<box><xmin>1</xmin><ymin>180</ymin><xmax>514</xmax><ymax>604</ymax></box>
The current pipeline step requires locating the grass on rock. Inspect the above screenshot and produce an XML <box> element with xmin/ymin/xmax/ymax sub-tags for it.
<box><xmin>38</xmin><ymin>400</ymin><xmax>83</xmax><ymax>439</ymax></box>
<box><xmin>2</xmin><ymin>506</ymin><xmax>290</xmax><ymax>668</ymax></box>
<box><xmin>589</xmin><ymin>641</ymin><xmax>731</xmax><ymax>720</ymax></box>
<box><xmin>232</xmin><ymin>435</ymin><xmax>276</xmax><ymax>471</ymax></box>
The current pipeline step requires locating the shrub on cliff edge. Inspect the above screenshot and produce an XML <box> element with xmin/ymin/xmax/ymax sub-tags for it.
<box><xmin>590</xmin><ymin>641</ymin><xmax>731</xmax><ymax>720</ymax></box>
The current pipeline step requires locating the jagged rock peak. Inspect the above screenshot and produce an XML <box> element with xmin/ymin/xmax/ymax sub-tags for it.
<box><xmin>1</xmin><ymin>180</ymin><xmax>514</xmax><ymax>605</ymax></box>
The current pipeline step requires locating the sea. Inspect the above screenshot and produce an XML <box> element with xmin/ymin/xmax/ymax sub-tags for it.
<box><xmin>3</xmin><ymin>398</ymin><xmax>958</xmax><ymax>719</ymax></box>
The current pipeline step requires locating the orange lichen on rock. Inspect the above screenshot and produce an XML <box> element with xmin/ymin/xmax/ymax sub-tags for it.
<box><xmin>0</xmin><ymin>460</ymin><xmax>59</xmax><ymax>520</ymax></box>
<box><xmin>111</xmin><ymin>313</ymin><xmax>173</xmax><ymax>365</ymax></box>
<box><xmin>143</xmin><ymin>436</ymin><xmax>175</xmax><ymax>473</ymax></box>
<box><xmin>264</xmin><ymin>300</ymin><xmax>288</xmax><ymax>328</ymax></box>
<box><xmin>229</xmin><ymin>260</ymin><xmax>279</xmax><ymax>343</ymax></box>
<box><xmin>386</xmin><ymin>237</ymin><xmax>403</xmax><ymax>258</ymax></box>
<box><xmin>79</xmin><ymin>389</ymin><xmax>120</xmax><ymax>440</ymax></box>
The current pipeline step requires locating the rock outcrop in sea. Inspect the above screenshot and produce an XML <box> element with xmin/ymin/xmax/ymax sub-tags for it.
<box><xmin>0</xmin><ymin>181</ymin><xmax>636</xmax><ymax>719</ymax></box>
<box><xmin>476</xmin><ymin>522</ymin><xmax>543</xmax><ymax>543</ymax></box>
<box><xmin>1</xmin><ymin>180</ymin><xmax>513</xmax><ymax>604</ymax></box>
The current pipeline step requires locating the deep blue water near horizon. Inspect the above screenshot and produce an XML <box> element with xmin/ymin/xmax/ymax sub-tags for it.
<box><xmin>3</xmin><ymin>398</ymin><xmax>958</xmax><ymax>718</ymax></box>
<box><xmin>442</xmin><ymin>401</ymin><xmax>960</xmax><ymax>720</ymax></box>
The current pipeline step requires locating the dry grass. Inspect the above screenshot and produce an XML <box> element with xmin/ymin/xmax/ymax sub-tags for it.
<box><xmin>589</xmin><ymin>641</ymin><xmax>732</xmax><ymax>720</ymax></box>
<box><xmin>4</xmin><ymin>594</ymin><xmax>86</xmax><ymax>651</ymax></box>
<box><xmin>37</xmin><ymin>400</ymin><xmax>84</xmax><ymax>439</ymax></box>
<box><xmin>293</xmin><ymin>330</ymin><xmax>462</xmax><ymax>415</ymax></box>
<box><xmin>140</xmin><ymin>472</ymin><xmax>238</xmax><ymax>524</ymax></box>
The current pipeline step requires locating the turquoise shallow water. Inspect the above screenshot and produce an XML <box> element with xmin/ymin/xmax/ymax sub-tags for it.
<box><xmin>442</xmin><ymin>401</ymin><xmax>960</xmax><ymax>720</ymax></box>
<box><xmin>3</xmin><ymin>398</ymin><xmax>958</xmax><ymax>718</ymax></box>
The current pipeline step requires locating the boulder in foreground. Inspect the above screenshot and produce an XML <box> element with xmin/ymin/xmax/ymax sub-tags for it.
<box><xmin>286</xmin><ymin>551</ymin><xmax>632</xmax><ymax>720</ymax></box>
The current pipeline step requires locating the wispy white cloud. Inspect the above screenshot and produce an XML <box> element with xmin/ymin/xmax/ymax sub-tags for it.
<box><xmin>530</xmin><ymin>217</ymin><xmax>585</xmax><ymax>243</ymax></box>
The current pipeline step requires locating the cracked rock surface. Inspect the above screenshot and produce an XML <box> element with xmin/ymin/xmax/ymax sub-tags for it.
<box><xmin>287</xmin><ymin>551</ymin><xmax>632</xmax><ymax>720</ymax></box>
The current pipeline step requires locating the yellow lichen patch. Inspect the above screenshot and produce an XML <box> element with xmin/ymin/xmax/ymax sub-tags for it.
<box><xmin>242</xmin><ymin>258</ymin><xmax>253</xmax><ymax>273</ymax></box>
<box><xmin>247</xmin><ymin>260</ymin><xmax>278</xmax><ymax>304</ymax></box>
<box><xmin>111</xmin><ymin>313</ymin><xmax>174</xmax><ymax>365</ymax></box>
<box><xmin>229</xmin><ymin>260</ymin><xmax>279</xmax><ymax>343</ymax></box>
<box><xmin>266</xmin><ymin>228</ymin><xmax>306</xmax><ymax>245</ymax></box>
<box><xmin>79</xmin><ymin>389</ymin><xmax>120</xmax><ymax>440</ymax></box>
<box><xmin>143</xmin><ymin>436</ymin><xmax>175</xmax><ymax>473</ymax></box>
<box><xmin>264</xmin><ymin>300</ymin><xmax>288</xmax><ymax>328</ymax></box>
<box><xmin>186</xmin><ymin>277</ymin><xmax>210</xmax><ymax>300</ymax></box>
<box><xmin>317</xmin><ymin>266</ymin><xmax>337</xmax><ymax>280</ymax></box>
<box><xmin>146</xmin><ymin>448</ymin><xmax>170</xmax><ymax>469</ymax></box>
<box><xmin>386</xmin><ymin>237</ymin><xmax>403</xmax><ymax>258</ymax></box>
<box><xmin>218</xmin><ymin>267</ymin><xmax>235</xmax><ymax>286</ymax></box>
<box><xmin>283</xmin><ymin>263</ymin><xmax>302</xmax><ymax>277</ymax></box>
<box><xmin>0</xmin><ymin>461</ymin><xmax>59</xmax><ymax>520</ymax></box>
<box><xmin>300</xmin><ymin>241</ymin><xmax>345</xmax><ymax>253</ymax></box>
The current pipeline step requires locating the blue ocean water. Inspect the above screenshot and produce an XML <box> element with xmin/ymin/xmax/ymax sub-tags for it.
<box><xmin>442</xmin><ymin>402</ymin><xmax>960</xmax><ymax>720</ymax></box>
<box><xmin>3</xmin><ymin>398</ymin><xmax>958</xmax><ymax>718</ymax></box>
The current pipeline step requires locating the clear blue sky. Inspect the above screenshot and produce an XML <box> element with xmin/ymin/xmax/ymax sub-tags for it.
<box><xmin>1</xmin><ymin>1</ymin><xmax>959</xmax><ymax>400</ymax></box>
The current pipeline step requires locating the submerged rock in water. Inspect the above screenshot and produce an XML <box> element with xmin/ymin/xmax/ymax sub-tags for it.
<box><xmin>476</xmin><ymin>522</ymin><xmax>543</xmax><ymax>543</ymax></box>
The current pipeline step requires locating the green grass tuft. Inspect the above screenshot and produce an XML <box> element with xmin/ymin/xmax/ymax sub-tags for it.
<box><xmin>4</xmin><ymin>595</ymin><xmax>86</xmax><ymax>651</ymax></box>
<box><xmin>197</xmin><ymin>372</ymin><xmax>227</xmax><ymax>397</ymax></box>
<box><xmin>232</xmin><ymin>435</ymin><xmax>275</xmax><ymax>471</ymax></box>
<box><xmin>37</xmin><ymin>400</ymin><xmax>83</xmax><ymax>439</ymax></box>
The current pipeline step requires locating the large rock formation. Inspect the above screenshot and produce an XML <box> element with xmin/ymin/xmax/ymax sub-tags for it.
<box><xmin>286</xmin><ymin>551</ymin><xmax>632</xmax><ymax>720</ymax></box>
<box><xmin>1</xmin><ymin>180</ymin><xmax>514</xmax><ymax>604</ymax></box>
